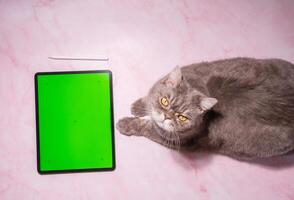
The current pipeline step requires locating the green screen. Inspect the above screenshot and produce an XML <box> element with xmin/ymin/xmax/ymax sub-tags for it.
<box><xmin>35</xmin><ymin>71</ymin><xmax>115</xmax><ymax>173</ymax></box>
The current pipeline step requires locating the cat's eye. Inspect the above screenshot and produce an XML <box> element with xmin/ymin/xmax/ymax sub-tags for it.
<box><xmin>160</xmin><ymin>97</ymin><xmax>169</xmax><ymax>107</ymax></box>
<box><xmin>178</xmin><ymin>115</ymin><xmax>188</xmax><ymax>122</ymax></box>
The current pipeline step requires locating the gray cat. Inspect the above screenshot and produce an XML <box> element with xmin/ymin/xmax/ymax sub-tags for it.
<box><xmin>116</xmin><ymin>57</ymin><xmax>294</xmax><ymax>160</ymax></box>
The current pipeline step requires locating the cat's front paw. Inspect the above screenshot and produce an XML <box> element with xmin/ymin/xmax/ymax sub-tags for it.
<box><xmin>116</xmin><ymin>117</ymin><xmax>138</xmax><ymax>136</ymax></box>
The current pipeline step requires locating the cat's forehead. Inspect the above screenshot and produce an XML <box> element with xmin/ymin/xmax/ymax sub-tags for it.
<box><xmin>154</xmin><ymin>86</ymin><xmax>200</xmax><ymax>102</ymax></box>
<box><xmin>154</xmin><ymin>85</ymin><xmax>174</xmax><ymax>97</ymax></box>
<box><xmin>152</xmin><ymin>80</ymin><xmax>204</xmax><ymax>103</ymax></box>
<box><xmin>157</xmin><ymin>85</ymin><xmax>187</xmax><ymax>96</ymax></box>
<box><xmin>173</xmin><ymin>95</ymin><xmax>201</xmax><ymax>108</ymax></box>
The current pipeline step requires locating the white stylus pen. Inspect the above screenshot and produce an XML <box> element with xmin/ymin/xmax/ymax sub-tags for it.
<box><xmin>48</xmin><ymin>56</ymin><xmax>109</xmax><ymax>61</ymax></box>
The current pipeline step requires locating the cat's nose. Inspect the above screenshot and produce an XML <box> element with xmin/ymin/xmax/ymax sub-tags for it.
<box><xmin>164</xmin><ymin>113</ymin><xmax>172</xmax><ymax>120</ymax></box>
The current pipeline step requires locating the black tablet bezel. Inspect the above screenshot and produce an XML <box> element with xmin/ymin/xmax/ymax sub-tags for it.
<box><xmin>34</xmin><ymin>70</ymin><xmax>116</xmax><ymax>174</ymax></box>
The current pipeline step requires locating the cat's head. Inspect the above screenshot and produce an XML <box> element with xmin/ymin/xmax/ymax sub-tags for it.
<box><xmin>147</xmin><ymin>67</ymin><xmax>218</xmax><ymax>140</ymax></box>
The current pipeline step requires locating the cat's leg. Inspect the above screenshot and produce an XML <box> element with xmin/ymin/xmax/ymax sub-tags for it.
<box><xmin>116</xmin><ymin>117</ymin><xmax>150</xmax><ymax>136</ymax></box>
<box><xmin>130</xmin><ymin>97</ymin><xmax>148</xmax><ymax>117</ymax></box>
<box><xmin>214</xmin><ymin>120</ymin><xmax>294</xmax><ymax>159</ymax></box>
<box><xmin>249</xmin><ymin>126</ymin><xmax>294</xmax><ymax>158</ymax></box>
<box><xmin>217</xmin><ymin>149</ymin><xmax>256</xmax><ymax>161</ymax></box>
<box><xmin>116</xmin><ymin>117</ymin><xmax>178</xmax><ymax>149</ymax></box>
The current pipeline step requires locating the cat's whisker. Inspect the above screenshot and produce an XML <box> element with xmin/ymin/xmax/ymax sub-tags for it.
<box><xmin>169</xmin><ymin>141</ymin><xmax>172</xmax><ymax>149</ymax></box>
<box><xmin>176</xmin><ymin>132</ymin><xmax>181</xmax><ymax>151</ymax></box>
<box><xmin>175</xmin><ymin>136</ymin><xmax>180</xmax><ymax>151</ymax></box>
<box><xmin>162</xmin><ymin>134</ymin><xmax>170</xmax><ymax>149</ymax></box>
<box><xmin>171</xmin><ymin>138</ymin><xmax>175</xmax><ymax>149</ymax></box>
<box><xmin>174</xmin><ymin>139</ymin><xmax>178</xmax><ymax>151</ymax></box>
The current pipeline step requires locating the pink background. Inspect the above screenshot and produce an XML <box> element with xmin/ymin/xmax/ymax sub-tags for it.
<box><xmin>1</xmin><ymin>0</ymin><xmax>294</xmax><ymax>199</ymax></box>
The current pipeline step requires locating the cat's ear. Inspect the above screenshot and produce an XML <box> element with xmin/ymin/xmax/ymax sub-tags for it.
<box><xmin>164</xmin><ymin>66</ymin><xmax>183</xmax><ymax>87</ymax></box>
<box><xmin>200</xmin><ymin>97</ymin><xmax>218</xmax><ymax>111</ymax></box>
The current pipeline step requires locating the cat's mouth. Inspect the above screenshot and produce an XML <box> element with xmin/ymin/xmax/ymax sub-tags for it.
<box><xmin>156</xmin><ymin>120</ymin><xmax>174</xmax><ymax>132</ymax></box>
<box><xmin>151</xmin><ymin>110</ymin><xmax>174</xmax><ymax>132</ymax></box>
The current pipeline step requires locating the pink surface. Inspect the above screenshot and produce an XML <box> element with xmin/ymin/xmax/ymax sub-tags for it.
<box><xmin>1</xmin><ymin>0</ymin><xmax>294</xmax><ymax>199</ymax></box>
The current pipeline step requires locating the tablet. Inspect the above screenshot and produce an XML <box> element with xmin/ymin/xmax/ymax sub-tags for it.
<box><xmin>35</xmin><ymin>70</ymin><xmax>115</xmax><ymax>174</ymax></box>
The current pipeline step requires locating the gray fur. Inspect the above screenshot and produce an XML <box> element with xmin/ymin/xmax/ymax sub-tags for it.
<box><xmin>116</xmin><ymin>57</ymin><xmax>294</xmax><ymax>160</ymax></box>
